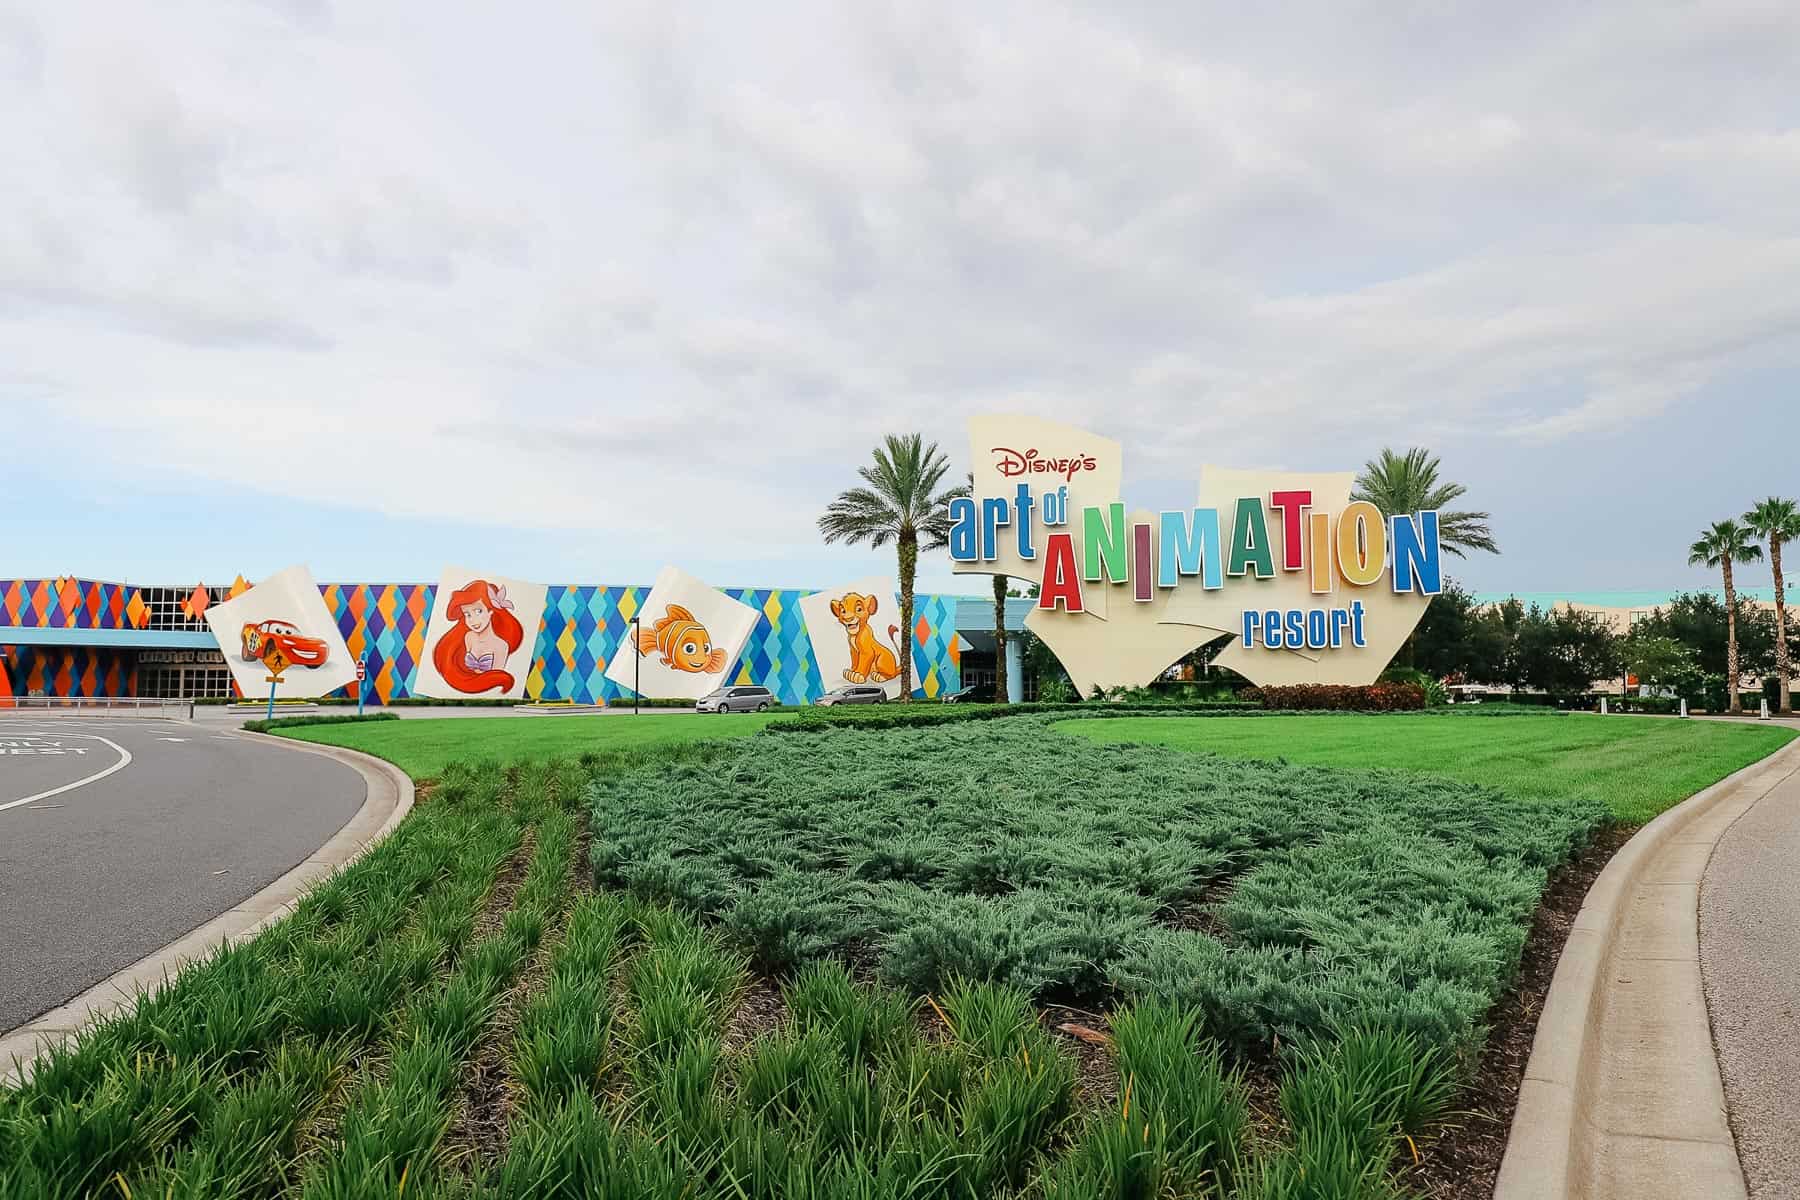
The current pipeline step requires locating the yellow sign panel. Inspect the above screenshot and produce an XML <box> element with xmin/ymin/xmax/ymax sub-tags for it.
<box><xmin>261</xmin><ymin>644</ymin><xmax>293</xmax><ymax>678</ymax></box>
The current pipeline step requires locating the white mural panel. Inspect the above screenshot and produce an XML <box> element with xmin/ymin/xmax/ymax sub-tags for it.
<box><xmin>412</xmin><ymin>568</ymin><xmax>548</xmax><ymax>700</ymax></box>
<box><xmin>602</xmin><ymin>566</ymin><xmax>759</xmax><ymax>701</ymax></box>
<box><xmin>800</xmin><ymin>576</ymin><xmax>903</xmax><ymax>699</ymax></box>
<box><xmin>204</xmin><ymin>565</ymin><xmax>357</xmax><ymax>701</ymax></box>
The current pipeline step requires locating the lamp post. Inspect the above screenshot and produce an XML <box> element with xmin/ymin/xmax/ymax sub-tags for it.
<box><xmin>630</xmin><ymin>615</ymin><xmax>641</xmax><ymax>716</ymax></box>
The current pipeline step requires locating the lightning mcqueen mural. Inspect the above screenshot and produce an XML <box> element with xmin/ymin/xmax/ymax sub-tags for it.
<box><xmin>240</xmin><ymin>619</ymin><xmax>331</xmax><ymax>667</ymax></box>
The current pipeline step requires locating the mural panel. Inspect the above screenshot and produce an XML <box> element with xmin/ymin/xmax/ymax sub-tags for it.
<box><xmin>602</xmin><ymin>566</ymin><xmax>758</xmax><ymax>701</ymax></box>
<box><xmin>412</xmin><ymin>569</ymin><xmax>548</xmax><ymax>701</ymax></box>
<box><xmin>800</xmin><ymin>576</ymin><xmax>903</xmax><ymax>699</ymax></box>
<box><xmin>204</xmin><ymin>566</ymin><xmax>357</xmax><ymax>700</ymax></box>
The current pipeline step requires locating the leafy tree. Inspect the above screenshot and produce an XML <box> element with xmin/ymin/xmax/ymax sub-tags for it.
<box><xmin>1632</xmin><ymin>593</ymin><xmax>1780</xmax><ymax>680</ymax></box>
<box><xmin>1410</xmin><ymin>579</ymin><xmax>1509</xmax><ymax>682</ymax></box>
<box><xmin>819</xmin><ymin>434</ymin><xmax>965</xmax><ymax>699</ymax></box>
<box><xmin>1620</xmin><ymin>633</ymin><xmax>1697</xmax><ymax>692</ymax></box>
<box><xmin>1508</xmin><ymin>604</ymin><xmax>1619</xmax><ymax>695</ymax></box>
<box><xmin>1743</xmin><ymin>496</ymin><xmax>1800</xmax><ymax>713</ymax></box>
<box><xmin>1688</xmin><ymin>520</ymin><xmax>1763</xmax><ymax>713</ymax></box>
<box><xmin>1351</xmin><ymin>447</ymin><xmax>1499</xmax><ymax>557</ymax></box>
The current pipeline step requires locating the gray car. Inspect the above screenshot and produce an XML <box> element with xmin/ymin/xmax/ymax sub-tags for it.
<box><xmin>696</xmin><ymin>685</ymin><xmax>774</xmax><ymax>713</ymax></box>
<box><xmin>814</xmin><ymin>685</ymin><xmax>888</xmax><ymax>706</ymax></box>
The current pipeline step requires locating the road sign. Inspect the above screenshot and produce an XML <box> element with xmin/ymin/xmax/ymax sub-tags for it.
<box><xmin>355</xmin><ymin>660</ymin><xmax>366</xmax><ymax>682</ymax></box>
<box><xmin>261</xmin><ymin>643</ymin><xmax>292</xmax><ymax>678</ymax></box>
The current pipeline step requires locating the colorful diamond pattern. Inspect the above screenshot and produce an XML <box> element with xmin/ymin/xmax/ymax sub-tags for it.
<box><xmin>1</xmin><ymin>577</ymin><xmax>964</xmax><ymax>704</ymax></box>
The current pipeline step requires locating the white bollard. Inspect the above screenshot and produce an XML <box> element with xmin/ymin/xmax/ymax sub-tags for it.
<box><xmin>1762</xmin><ymin>698</ymin><xmax>1771</xmax><ymax>721</ymax></box>
<box><xmin>1600</xmin><ymin>696</ymin><xmax>1609</xmax><ymax>715</ymax></box>
<box><xmin>1680</xmin><ymin>698</ymin><xmax>1689</xmax><ymax>719</ymax></box>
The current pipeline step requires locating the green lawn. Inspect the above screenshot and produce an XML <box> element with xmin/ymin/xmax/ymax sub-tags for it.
<box><xmin>1053</xmin><ymin>713</ymin><xmax>1796</xmax><ymax>824</ymax></box>
<box><xmin>276</xmin><ymin>712</ymin><xmax>775</xmax><ymax>779</ymax></box>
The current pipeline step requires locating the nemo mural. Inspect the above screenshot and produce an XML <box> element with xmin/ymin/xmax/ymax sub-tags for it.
<box><xmin>635</xmin><ymin>604</ymin><xmax>728</xmax><ymax>674</ymax></box>
<box><xmin>602</xmin><ymin>566</ymin><xmax>760</xmax><ymax>701</ymax></box>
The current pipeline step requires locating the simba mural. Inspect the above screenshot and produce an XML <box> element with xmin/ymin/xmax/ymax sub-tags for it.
<box><xmin>800</xmin><ymin>576</ymin><xmax>904</xmax><ymax>698</ymax></box>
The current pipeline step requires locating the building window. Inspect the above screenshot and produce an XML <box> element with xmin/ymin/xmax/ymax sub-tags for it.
<box><xmin>136</xmin><ymin>585</ymin><xmax>231</xmax><ymax>632</ymax></box>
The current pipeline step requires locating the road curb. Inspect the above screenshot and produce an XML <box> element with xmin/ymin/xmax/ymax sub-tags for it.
<box><xmin>1495</xmin><ymin>735</ymin><xmax>1800</xmax><ymax>1200</ymax></box>
<box><xmin>0</xmin><ymin>730</ymin><xmax>413</xmax><ymax>1086</ymax></box>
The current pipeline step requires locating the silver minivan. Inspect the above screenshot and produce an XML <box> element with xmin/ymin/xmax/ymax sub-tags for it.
<box><xmin>815</xmin><ymin>685</ymin><xmax>888</xmax><ymax>706</ymax></box>
<box><xmin>696</xmin><ymin>685</ymin><xmax>774</xmax><ymax>713</ymax></box>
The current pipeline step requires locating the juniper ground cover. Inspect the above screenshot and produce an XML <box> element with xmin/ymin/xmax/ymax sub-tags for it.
<box><xmin>589</xmin><ymin>719</ymin><xmax>1610</xmax><ymax>1060</ymax></box>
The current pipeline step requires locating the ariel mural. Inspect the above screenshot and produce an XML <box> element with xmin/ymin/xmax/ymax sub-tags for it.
<box><xmin>412</xmin><ymin>568</ymin><xmax>548</xmax><ymax>700</ymax></box>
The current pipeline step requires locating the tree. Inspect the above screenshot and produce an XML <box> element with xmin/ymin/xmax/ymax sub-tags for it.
<box><xmin>1351</xmin><ymin>447</ymin><xmax>1499</xmax><ymax>557</ymax></box>
<box><xmin>967</xmin><ymin>473</ymin><xmax>1011</xmax><ymax>703</ymax></box>
<box><xmin>1620</xmin><ymin>633</ymin><xmax>1698</xmax><ymax>692</ymax></box>
<box><xmin>819</xmin><ymin>434</ymin><xmax>964</xmax><ymax>700</ymax></box>
<box><xmin>992</xmin><ymin>574</ymin><xmax>1009</xmax><ymax>702</ymax></box>
<box><xmin>1633</xmin><ymin>592</ymin><xmax>1780</xmax><ymax>680</ymax></box>
<box><xmin>1409</xmin><ymin>579</ymin><xmax>1509</xmax><ymax>682</ymax></box>
<box><xmin>1743</xmin><ymin>497</ymin><xmax>1800</xmax><ymax>713</ymax></box>
<box><xmin>1688</xmin><ymin>519</ymin><xmax>1763</xmax><ymax>713</ymax></box>
<box><xmin>1510</xmin><ymin>605</ymin><xmax>1620</xmax><ymax>695</ymax></box>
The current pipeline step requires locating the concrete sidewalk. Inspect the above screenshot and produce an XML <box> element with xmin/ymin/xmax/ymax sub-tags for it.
<box><xmin>1701</xmin><ymin>747</ymin><xmax>1800</xmax><ymax>1199</ymax></box>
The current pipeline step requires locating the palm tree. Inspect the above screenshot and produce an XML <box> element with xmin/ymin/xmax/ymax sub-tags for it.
<box><xmin>1689</xmin><ymin>519</ymin><xmax>1763</xmax><ymax>713</ymax></box>
<box><xmin>820</xmin><ymin>434</ymin><xmax>964</xmax><ymax>699</ymax></box>
<box><xmin>992</xmin><ymin>574</ymin><xmax>1009</xmax><ymax>702</ymax></box>
<box><xmin>1744</xmin><ymin>497</ymin><xmax>1800</xmax><ymax>713</ymax></box>
<box><xmin>1352</xmin><ymin>447</ymin><xmax>1499</xmax><ymax>557</ymax></box>
<box><xmin>965</xmin><ymin>472</ymin><xmax>1010</xmax><ymax>703</ymax></box>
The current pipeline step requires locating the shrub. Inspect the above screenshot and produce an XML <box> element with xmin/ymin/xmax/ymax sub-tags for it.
<box><xmin>762</xmin><ymin>700</ymin><xmax>1257</xmax><ymax>734</ymax></box>
<box><xmin>242</xmin><ymin>712</ymin><xmax>400</xmax><ymax>734</ymax></box>
<box><xmin>588</xmin><ymin>720</ymin><xmax>1604</xmax><ymax>1057</ymax></box>
<box><xmin>1242</xmin><ymin>683</ymin><xmax>1426</xmax><ymax>711</ymax></box>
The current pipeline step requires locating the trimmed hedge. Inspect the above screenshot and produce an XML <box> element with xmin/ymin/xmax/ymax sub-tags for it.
<box><xmin>1241</xmin><ymin>683</ymin><xmax>1425</xmax><ymax>711</ymax></box>
<box><xmin>763</xmin><ymin>700</ymin><xmax>1259</xmax><ymax>733</ymax></box>
<box><xmin>589</xmin><ymin>720</ymin><xmax>1606</xmax><ymax>1059</ymax></box>
<box><xmin>242</xmin><ymin>712</ymin><xmax>401</xmax><ymax>734</ymax></box>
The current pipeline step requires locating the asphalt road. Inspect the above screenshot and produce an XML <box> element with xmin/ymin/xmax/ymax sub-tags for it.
<box><xmin>1699</xmin><ymin>748</ymin><xmax>1800</xmax><ymax>1200</ymax></box>
<box><xmin>0</xmin><ymin>716</ymin><xmax>363</xmax><ymax>1031</ymax></box>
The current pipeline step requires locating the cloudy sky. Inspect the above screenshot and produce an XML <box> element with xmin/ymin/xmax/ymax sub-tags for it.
<box><xmin>4</xmin><ymin>1</ymin><xmax>1796</xmax><ymax>598</ymax></box>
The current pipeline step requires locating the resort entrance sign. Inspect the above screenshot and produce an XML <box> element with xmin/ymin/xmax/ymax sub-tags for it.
<box><xmin>947</xmin><ymin>416</ymin><xmax>1441</xmax><ymax>694</ymax></box>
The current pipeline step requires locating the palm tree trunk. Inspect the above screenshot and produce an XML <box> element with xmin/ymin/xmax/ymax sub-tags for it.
<box><xmin>897</xmin><ymin>531</ymin><xmax>917</xmax><ymax>700</ymax></box>
<box><xmin>992</xmin><ymin>574</ymin><xmax>1008</xmax><ymax>703</ymax></box>
<box><xmin>1774</xmin><ymin>537</ymin><xmax>1792</xmax><ymax>713</ymax></box>
<box><xmin>1724</xmin><ymin>560</ymin><xmax>1742</xmax><ymax>713</ymax></box>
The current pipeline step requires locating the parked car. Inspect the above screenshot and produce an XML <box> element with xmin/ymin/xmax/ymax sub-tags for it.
<box><xmin>941</xmin><ymin>684</ymin><xmax>994</xmax><ymax>704</ymax></box>
<box><xmin>696</xmin><ymin>685</ymin><xmax>774</xmax><ymax>713</ymax></box>
<box><xmin>240</xmin><ymin>620</ymin><xmax>330</xmax><ymax>667</ymax></box>
<box><xmin>815</xmin><ymin>685</ymin><xmax>888</xmax><ymax>706</ymax></box>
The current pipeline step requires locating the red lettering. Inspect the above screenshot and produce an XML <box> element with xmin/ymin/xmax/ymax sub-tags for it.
<box><xmin>1270</xmin><ymin>490</ymin><xmax>1312</xmax><ymax>572</ymax></box>
<box><xmin>991</xmin><ymin>448</ymin><xmax>1097</xmax><ymax>482</ymax></box>
<box><xmin>1037</xmin><ymin>533</ymin><xmax>1085</xmax><ymax>612</ymax></box>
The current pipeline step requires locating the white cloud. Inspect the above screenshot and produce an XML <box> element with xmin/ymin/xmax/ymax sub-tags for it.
<box><xmin>3</xmin><ymin>0</ymin><xmax>1799</xmax><ymax>566</ymax></box>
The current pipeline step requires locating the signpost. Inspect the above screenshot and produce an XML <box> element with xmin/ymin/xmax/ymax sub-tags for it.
<box><xmin>261</xmin><ymin>643</ymin><xmax>292</xmax><ymax>722</ymax></box>
<box><xmin>356</xmin><ymin>656</ymin><xmax>368</xmax><ymax>717</ymax></box>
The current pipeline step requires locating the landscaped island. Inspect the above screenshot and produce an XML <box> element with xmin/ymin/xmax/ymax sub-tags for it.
<box><xmin>3</xmin><ymin>709</ymin><xmax>1790</xmax><ymax>1198</ymax></box>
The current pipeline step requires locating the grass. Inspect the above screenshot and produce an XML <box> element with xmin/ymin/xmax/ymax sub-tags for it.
<box><xmin>1052</xmin><ymin>712</ymin><xmax>1796</xmax><ymax>824</ymax></box>
<box><xmin>589</xmin><ymin>720</ymin><xmax>1608</xmax><ymax>1059</ymax></box>
<box><xmin>14</xmin><ymin>710</ymin><xmax>1789</xmax><ymax>1196</ymax></box>
<box><xmin>272</xmin><ymin>712</ymin><xmax>775</xmax><ymax>778</ymax></box>
<box><xmin>0</xmin><ymin>745</ymin><xmax>1456</xmax><ymax>1196</ymax></box>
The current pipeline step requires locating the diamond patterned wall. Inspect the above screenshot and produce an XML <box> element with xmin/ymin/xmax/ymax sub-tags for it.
<box><xmin>0</xmin><ymin>645</ymin><xmax>135</xmax><ymax>698</ymax></box>
<box><xmin>0</xmin><ymin>577</ymin><xmax>965</xmax><ymax>704</ymax></box>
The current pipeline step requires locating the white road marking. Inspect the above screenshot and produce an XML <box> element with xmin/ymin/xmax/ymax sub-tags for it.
<box><xmin>0</xmin><ymin>733</ymin><xmax>133</xmax><ymax>814</ymax></box>
<box><xmin>156</xmin><ymin>737</ymin><xmax>189</xmax><ymax>743</ymax></box>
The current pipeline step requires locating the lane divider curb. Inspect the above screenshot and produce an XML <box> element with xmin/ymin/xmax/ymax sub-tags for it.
<box><xmin>1495</xmin><ymin>735</ymin><xmax>1800</xmax><ymax>1200</ymax></box>
<box><xmin>0</xmin><ymin>730</ymin><xmax>413</xmax><ymax>1086</ymax></box>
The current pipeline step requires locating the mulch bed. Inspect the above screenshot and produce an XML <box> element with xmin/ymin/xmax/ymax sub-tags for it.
<box><xmin>1395</xmin><ymin>820</ymin><xmax>1635</xmax><ymax>1199</ymax></box>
